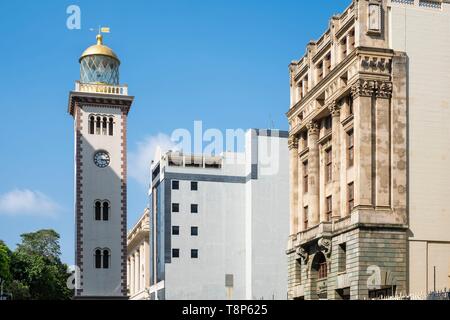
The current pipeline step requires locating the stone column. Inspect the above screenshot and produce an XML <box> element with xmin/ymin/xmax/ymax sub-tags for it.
<box><xmin>127</xmin><ymin>258</ymin><xmax>131</xmax><ymax>294</ymax></box>
<box><xmin>140</xmin><ymin>242</ymin><xmax>145</xmax><ymax>290</ymax></box>
<box><xmin>340</xmin><ymin>98</ymin><xmax>350</xmax><ymax>217</ymax></box>
<box><xmin>135</xmin><ymin>251</ymin><xmax>140</xmax><ymax>293</ymax></box>
<box><xmin>144</xmin><ymin>239</ymin><xmax>150</xmax><ymax>288</ymax></box>
<box><xmin>329</xmin><ymin>102</ymin><xmax>342</xmax><ymax>219</ymax></box>
<box><xmin>130</xmin><ymin>254</ymin><xmax>135</xmax><ymax>296</ymax></box>
<box><xmin>289</xmin><ymin>136</ymin><xmax>299</xmax><ymax>235</ymax></box>
<box><xmin>375</xmin><ymin>81</ymin><xmax>392</xmax><ymax>207</ymax></box>
<box><xmin>297</xmin><ymin>141</ymin><xmax>304</xmax><ymax>232</ymax></box>
<box><xmin>307</xmin><ymin>121</ymin><xmax>320</xmax><ymax>225</ymax></box>
<box><xmin>351</xmin><ymin>79</ymin><xmax>375</xmax><ymax>208</ymax></box>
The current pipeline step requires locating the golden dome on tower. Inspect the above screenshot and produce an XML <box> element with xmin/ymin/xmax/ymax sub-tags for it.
<box><xmin>79</xmin><ymin>34</ymin><xmax>120</xmax><ymax>64</ymax></box>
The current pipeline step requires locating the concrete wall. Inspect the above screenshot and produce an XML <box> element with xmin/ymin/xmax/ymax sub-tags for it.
<box><xmin>151</xmin><ymin>130</ymin><xmax>289</xmax><ymax>300</ymax></box>
<box><xmin>390</xmin><ymin>0</ymin><xmax>450</xmax><ymax>294</ymax></box>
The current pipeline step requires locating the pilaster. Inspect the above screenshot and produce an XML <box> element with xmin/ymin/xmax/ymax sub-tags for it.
<box><xmin>307</xmin><ymin>121</ymin><xmax>320</xmax><ymax>225</ymax></box>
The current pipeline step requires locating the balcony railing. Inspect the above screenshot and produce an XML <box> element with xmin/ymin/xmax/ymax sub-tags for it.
<box><xmin>75</xmin><ymin>81</ymin><xmax>128</xmax><ymax>96</ymax></box>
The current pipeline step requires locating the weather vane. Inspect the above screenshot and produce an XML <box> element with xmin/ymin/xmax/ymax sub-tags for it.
<box><xmin>89</xmin><ymin>26</ymin><xmax>111</xmax><ymax>35</ymax></box>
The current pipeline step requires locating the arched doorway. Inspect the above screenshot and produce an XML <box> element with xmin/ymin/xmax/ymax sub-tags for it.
<box><xmin>311</xmin><ymin>252</ymin><xmax>328</xmax><ymax>299</ymax></box>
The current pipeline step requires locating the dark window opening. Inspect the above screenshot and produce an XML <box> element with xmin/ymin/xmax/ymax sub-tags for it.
<box><xmin>191</xmin><ymin>181</ymin><xmax>198</xmax><ymax>191</ymax></box>
<box><xmin>172</xmin><ymin>226</ymin><xmax>180</xmax><ymax>235</ymax></box>
<box><xmin>348</xmin><ymin>182</ymin><xmax>354</xmax><ymax>213</ymax></box>
<box><xmin>109</xmin><ymin>118</ymin><xmax>114</xmax><ymax>136</ymax></box>
<box><xmin>303</xmin><ymin>161</ymin><xmax>309</xmax><ymax>193</ymax></box>
<box><xmin>326</xmin><ymin>196</ymin><xmax>332</xmax><ymax>222</ymax></box>
<box><xmin>172</xmin><ymin>248</ymin><xmax>180</xmax><ymax>258</ymax></box>
<box><xmin>95</xmin><ymin>249</ymin><xmax>102</xmax><ymax>269</ymax></box>
<box><xmin>191</xmin><ymin>249</ymin><xmax>199</xmax><ymax>259</ymax></box>
<box><xmin>102</xmin><ymin>117</ymin><xmax>107</xmax><ymax>135</ymax></box>
<box><xmin>325</xmin><ymin>148</ymin><xmax>332</xmax><ymax>183</ymax></box>
<box><xmin>191</xmin><ymin>204</ymin><xmax>198</xmax><ymax>213</ymax></box>
<box><xmin>103</xmin><ymin>250</ymin><xmax>110</xmax><ymax>269</ymax></box>
<box><xmin>191</xmin><ymin>226</ymin><xmax>198</xmax><ymax>236</ymax></box>
<box><xmin>172</xmin><ymin>180</ymin><xmax>179</xmax><ymax>190</ymax></box>
<box><xmin>96</xmin><ymin>117</ymin><xmax>101</xmax><ymax>135</ymax></box>
<box><xmin>89</xmin><ymin>116</ymin><xmax>95</xmax><ymax>134</ymax></box>
<box><xmin>102</xmin><ymin>202</ymin><xmax>109</xmax><ymax>221</ymax></box>
<box><xmin>95</xmin><ymin>201</ymin><xmax>101</xmax><ymax>221</ymax></box>
<box><xmin>172</xmin><ymin>203</ymin><xmax>179</xmax><ymax>213</ymax></box>
<box><xmin>347</xmin><ymin>130</ymin><xmax>354</xmax><ymax>167</ymax></box>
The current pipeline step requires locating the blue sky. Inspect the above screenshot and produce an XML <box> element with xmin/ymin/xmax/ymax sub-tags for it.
<box><xmin>0</xmin><ymin>0</ymin><xmax>350</xmax><ymax>264</ymax></box>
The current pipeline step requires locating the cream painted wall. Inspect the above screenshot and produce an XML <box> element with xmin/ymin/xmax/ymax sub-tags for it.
<box><xmin>79</xmin><ymin>105</ymin><xmax>125</xmax><ymax>296</ymax></box>
<box><xmin>390</xmin><ymin>1</ymin><xmax>450</xmax><ymax>294</ymax></box>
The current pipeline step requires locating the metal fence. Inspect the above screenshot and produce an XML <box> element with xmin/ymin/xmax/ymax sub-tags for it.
<box><xmin>368</xmin><ymin>290</ymin><xmax>450</xmax><ymax>300</ymax></box>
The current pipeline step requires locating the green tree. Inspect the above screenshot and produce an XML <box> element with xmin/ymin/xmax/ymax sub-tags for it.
<box><xmin>0</xmin><ymin>240</ymin><xmax>12</xmax><ymax>283</ymax></box>
<box><xmin>9</xmin><ymin>230</ymin><xmax>72</xmax><ymax>300</ymax></box>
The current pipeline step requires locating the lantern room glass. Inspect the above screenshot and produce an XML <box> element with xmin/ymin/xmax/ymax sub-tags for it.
<box><xmin>80</xmin><ymin>55</ymin><xmax>119</xmax><ymax>85</ymax></box>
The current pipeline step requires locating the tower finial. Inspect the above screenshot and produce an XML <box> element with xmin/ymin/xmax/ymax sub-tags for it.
<box><xmin>96</xmin><ymin>33</ymin><xmax>103</xmax><ymax>45</ymax></box>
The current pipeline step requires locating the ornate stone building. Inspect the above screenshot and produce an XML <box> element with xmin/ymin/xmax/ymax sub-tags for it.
<box><xmin>127</xmin><ymin>208</ymin><xmax>150</xmax><ymax>300</ymax></box>
<box><xmin>287</xmin><ymin>0</ymin><xmax>450</xmax><ymax>300</ymax></box>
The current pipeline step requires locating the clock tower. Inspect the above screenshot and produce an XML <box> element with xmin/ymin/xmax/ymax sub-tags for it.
<box><xmin>68</xmin><ymin>34</ymin><xmax>134</xmax><ymax>299</ymax></box>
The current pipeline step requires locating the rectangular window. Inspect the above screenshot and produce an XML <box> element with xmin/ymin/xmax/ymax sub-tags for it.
<box><xmin>302</xmin><ymin>131</ymin><xmax>308</xmax><ymax>148</ymax></box>
<box><xmin>338</xmin><ymin>243</ymin><xmax>347</xmax><ymax>273</ymax></box>
<box><xmin>348</xmin><ymin>182</ymin><xmax>354</xmax><ymax>213</ymax></box>
<box><xmin>191</xmin><ymin>226</ymin><xmax>198</xmax><ymax>236</ymax></box>
<box><xmin>325</xmin><ymin>148</ymin><xmax>332</xmax><ymax>183</ymax></box>
<box><xmin>326</xmin><ymin>196</ymin><xmax>332</xmax><ymax>222</ymax></box>
<box><xmin>324</xmin><ymin>115</ymin><xmax>332</xmax><ymax>133</ymax></box>
<box><xmin>347</xmin><ymin>130</ymin><xmax>354</xmax><ymax>167</ymax></box>
<box><xmin>318</xmin><ymin>262</ymin><xmax>328</xmax><ymax>279</ymax></box>
<box><xmin>191</xmin><ymin>181</ymin><xmax>198</xmax><ymax>191</ymax></box>
<box><xmin>349</xmin><ymin>96</ymin><xmax>354</xmax><ymax>115</ymax></box>
<box><xmin>304</xmin><ymin>206</ymin><xmax>309</xmax><ymax>230</ymax></box>
<box><xmin>191</xmin><ymin>204</ymin><xmax>198</xmax><ymax>213</ymax></box>
<box><xmin>172</xmin><ymin>248</ymin><xmax>180</xmax><ymax>258</ymax></box>
<box><xmin>172</xmin><ymin>180</ymin><xmax>179</xmax><ymax>190</ymax></box>
<box><xmin>340</xmin><ymin>37</ymin><xmax>347</xmax><ymax>60</ymax></box>
<box><xmin>172</xmin><ymin>226</ymin><xmax>179</xmax><ymax>235</ymax></box>
<box><xmin>191</xmin><ymin>249</ymin><xmax>199</xmax><ymax>259</ymax></box>
<box><xmin>172</xmin><ymin>203</ymin><xmax>179</xmax><ymax>213</ymax></box>
<box><xmin>303</xmin><ymin>161</ymin><xmax>309</xmax><ymax>193</ymax></box>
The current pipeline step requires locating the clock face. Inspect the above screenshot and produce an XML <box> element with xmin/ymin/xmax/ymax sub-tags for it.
<box><xmin>93</xmin><ymin>151</ymin><xmax>110</xmax><ymax>168</ymax></box>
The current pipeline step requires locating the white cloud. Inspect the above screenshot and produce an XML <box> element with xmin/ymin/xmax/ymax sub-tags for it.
<box><xmin>128</xmin><ymin>133</ymin><xmax>176</xmax><ymax>186</ymax></box>
<box><xmin>0</xmin><ymin>189</ymin><xmax>61</xmax><ymax>217</ymax></box>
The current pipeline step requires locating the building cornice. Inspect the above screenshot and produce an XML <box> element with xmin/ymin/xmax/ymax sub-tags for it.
<box><xmin>68</xmin><ymin>91</ymin><xmax>134</xmax><ymax>116</ymax></box>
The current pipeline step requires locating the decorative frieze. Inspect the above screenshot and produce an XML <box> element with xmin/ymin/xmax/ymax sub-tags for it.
<box><xmin>375</xmin><ymin>81</ymin><xmax>393</xmax><ymax>99</ymax></box>
<box><xmin>295</xmin><ymin>247</ymin><xmax>309</xmax><ymax>264</ymax></box>
<box><xmin>350</xmin><ymin>79</ymin><xmax>377</xmax><ymax>98</ymax></box>
<box><xmin>306</xmin><ymin>121</ymin><xmax>319</xmax><ymax>135</ymax></box>
<box><xmin>317</xmin><ymin>238</ymin><xmax>332</xmax><ymax>258</ymax></box>
<box><xmin>350</xmin><ymin>79</ymin><xmax>393</xmax><ymax>99</ymax></box>
<box><xmin>360</xmin><ymin>56</ymin><xmax>391</xmax><ymax>74</ymax></box>
<box><xmin>288</xmin><ymin>136</ymin><xmax>299</xmax><ymax>150</ymax></box>
<box><xmin>327</xmin><ymin>101</ymin><xmax>341</xmax><ymax>117</ymax></box>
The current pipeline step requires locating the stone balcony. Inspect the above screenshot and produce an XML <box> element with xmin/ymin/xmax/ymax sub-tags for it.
<box><xmin>75</xmin><ymin>81</ymin><xmax>128</xmax><ymax>96</ymax></box>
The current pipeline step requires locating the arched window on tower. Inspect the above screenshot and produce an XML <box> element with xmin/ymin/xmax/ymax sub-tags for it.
<box><xmin>95</xmin><ymin>201</ymin><xmax>101</xmax><ymax>221</ymax></box>
<box><xmin>89</xmin><ymin>116</ymin><xmax>95</xmax><ymax>134</ymax></box>
<box><xmin>102</xmin><ymin>117</ymin><xmax>107</xmax><ymax>135</ymax></box>
<box><xmin>103</xmin><ymin>249</ymin><xmax>110</xmax><ymax>269</ymax></box>
<box><xmin>108</xmin><ymin>117</ymin><xmax>114</xmax><ymax>136</ymax></box>
<box><xmin>102</xmin><ymin>201</ymin><xmax>109</xmax><ymax>221</ymax></box>
<box><xmin>96</xmin><ymin>117</ymin><xmax>101</xmax><ymax>135</ymax></box>
<box><xmin>95</xmin><ymin>249</ymin><xmax>102</xmax><ymax>269</ymax></box>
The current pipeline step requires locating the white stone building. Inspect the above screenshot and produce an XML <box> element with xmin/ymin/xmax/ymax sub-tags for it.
<box><xmin>127</xmin><ymin>209</ymin><xmax>150</xmax><ymax>300</ymax></box>
<box><xmin>148</xmin><ymin>129</ymin><xmax>289</xmax><ymax>300</ymax></box>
